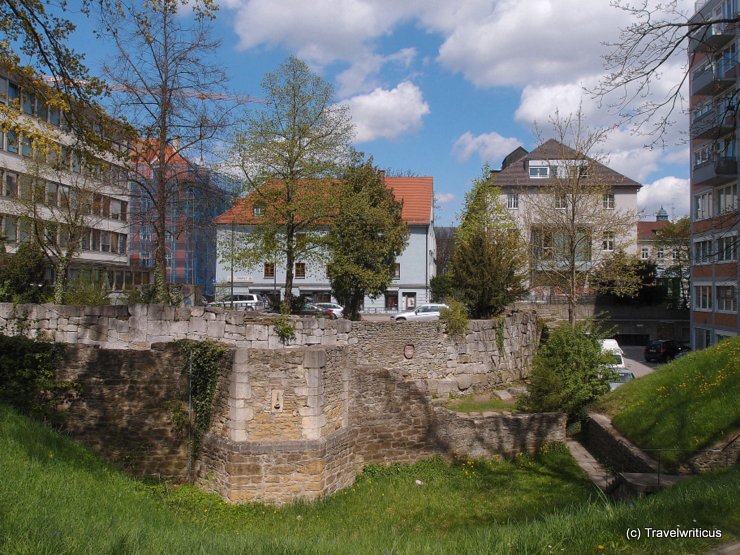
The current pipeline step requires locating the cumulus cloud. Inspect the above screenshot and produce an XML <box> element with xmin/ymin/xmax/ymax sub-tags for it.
<box><xmin>345</xmin><ymin>81</ymin><xmax>430</xmax><ymax>143</ymax></box>
<box><xmin>435</xmin><ymin>192</ymin><xmax>456</xmax><ymax>205</ymax></box>
<box><xmin>452</xmin><ymin>131</ymin><xmax>522</xmax><ymax>165</ymax></box>
<box><xmin>637</xmin><ymin>176</ymin><xmax>690</xmax><ymax>219</ymax></box>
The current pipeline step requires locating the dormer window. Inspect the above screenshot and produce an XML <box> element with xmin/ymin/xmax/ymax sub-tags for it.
<box><xmin>529</xmin><ymin>165</ymin><xmax>549</xmax><ymax>178</ymax></box>
<box><xmin>252</xmin><ymin>204</ymin><xmax>264</xmax><ymax>217</ymax></box>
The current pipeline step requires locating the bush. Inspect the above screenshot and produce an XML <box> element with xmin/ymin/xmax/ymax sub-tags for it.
<box><xmin>62</xmin><ymin>277</ymin><xmax>110</xmax><ymax>306</ymax></box>
<box><xmin>519</xmin><ymin>321</ymin><xmax>612</xmax><ymax>421</ymax></box>
<box><xmin>0</xmin><ymin>241</ymin><xmax>49</xmax><ymax>303</ymax></box>
<box><xmin>0</xmin><ymin>334</ymin><xmax>76</xmax><ymax>421</ymax></box>
<box><xmin>439</xmin><ymin>299</ymin><xmax>469</xmax><ymax>335</ymax></box>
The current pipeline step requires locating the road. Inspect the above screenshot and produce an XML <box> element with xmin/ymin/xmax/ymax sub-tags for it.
<box><xmin>621</xmin><ymin>345</ymin><xmax>658</xmax><ymax>378</ymax></box>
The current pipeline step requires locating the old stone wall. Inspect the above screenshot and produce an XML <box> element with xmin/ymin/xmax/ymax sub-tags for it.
<box><xmin>584</xmin><ymin>413</ymin><xmax>659</xmax><ymax>473</ymax></box>
<box><xmin>54</xmin><ymin>342</ymin><xmax>233</xmax><ymax>479</ymax></box>
<box><xmin>0</xmin><ymin>303</ymin><xmax>538</xmax><ymax>398</ymax></box>
<box><xmin>431</xmin><ymin>408</ymin><xmax>566</xmax><ymax>458</ymax></box>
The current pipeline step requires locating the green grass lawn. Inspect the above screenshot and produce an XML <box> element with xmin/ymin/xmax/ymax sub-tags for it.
<box><xmin>591</xmin><ymin>337</ymin><xmax>740</xmax><ymax>465</ymax></box>
<box><xmin>1</xmin><ymin>403</ymin><xmax>738</xmax><ymax>554</ymax></box>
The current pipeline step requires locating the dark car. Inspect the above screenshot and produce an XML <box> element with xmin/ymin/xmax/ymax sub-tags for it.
<box><xmin>644</xmin><ymin>339</ymin><xmax>680</xmax><ymax>363</ymax></box>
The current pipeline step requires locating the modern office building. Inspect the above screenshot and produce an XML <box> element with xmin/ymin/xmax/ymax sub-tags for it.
<box><xmin>689</xmin><ymin>0</ymin><xmax>740</xmax><ymax>347</ymax></box>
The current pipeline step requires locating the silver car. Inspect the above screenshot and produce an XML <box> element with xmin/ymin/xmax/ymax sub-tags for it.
<box><xmin>391</xmin><ymin>303</ymin><xmax>448</xmax><ymax>321</ymax></box>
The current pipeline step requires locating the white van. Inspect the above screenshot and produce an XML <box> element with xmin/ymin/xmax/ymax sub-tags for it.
<box><xmin>600</xmin><ymin>339</ymin><xmax>626</xmax><ymax>368</ymax></box>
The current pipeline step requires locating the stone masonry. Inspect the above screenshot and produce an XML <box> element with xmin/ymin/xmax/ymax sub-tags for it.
<box><xmin>2</xmin><ymin>303</ymin><xmax>564</xmax><ymax>504</ymax></box>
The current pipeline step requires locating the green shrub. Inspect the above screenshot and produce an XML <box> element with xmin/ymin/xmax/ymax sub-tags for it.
<box><xmin>520</xmin><ymin>321</ymin><xmax>612</xmax><ymax>421</ymax></box>
<box><xmin>439</xmin><ymin>298</ymin><xmax>469</xmax><ymax>335</ymax></box>
<box><xmin>0</xmin><ymin>334</ymin><xmax>77</xmax><ymax>421</ymax></box>
<box><xmin>273</xmin><ymin>313</ymin><xmax>296</xmax><ymax>344</ymax></box>
<box><xmin>62</xmin><ymin>277</ymin><xmax>110</xmax><ymax>305</ymax></box>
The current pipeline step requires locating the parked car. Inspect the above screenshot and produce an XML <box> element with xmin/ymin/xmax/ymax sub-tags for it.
<box><xmin>644</xmin><ymin>339</ymin><xmax>680</xmax><ymax>363</ymax></box>
<box><xmin>314</xmin><ymin>302</ymin><xmax>344</xmax><ymax>319</ymax></box>
<box><xmin>210</xmin><ymin>294</ymin><xmax>265</xmax><ymax>311</ymax></box>
<box><xmin>297</xmin><ymin>303</ymin><xmax>334</xmax><ymax>318</ymax></box>
<box><xmin>609</xmin><ymin>370</ymin><xmax>636</xmax><ymax>390</ymax></box>
<box><xmin>391</xmin><ymin>303</ymin><xmax>449</xmax><ymax>322</ymax></box>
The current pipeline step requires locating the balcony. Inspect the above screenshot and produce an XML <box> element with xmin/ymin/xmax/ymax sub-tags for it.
<box><xmin>692</xmin><ymin>155</ymin><xmax>738</xmax><ymax>186</ymax></box>
<box><xmin>691</xmin><ymin>61</ymin><xmax>737</xmax><ymax>96</ymax></box>
<box><xmin>689</xmin><ymin>23</ymin><xmax>735</xmax><ymax>53</ymax></box>
<box><xmin>691</xmin><ymin>107</ymin><xmax>736</xmax><ymax>139</ymax></box>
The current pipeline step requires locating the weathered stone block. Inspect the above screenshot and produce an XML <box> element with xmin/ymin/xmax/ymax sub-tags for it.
<box><xmin>303</xmin><ymin>348</ymin><xmax>327</xmax><ymax>369</ymax></box>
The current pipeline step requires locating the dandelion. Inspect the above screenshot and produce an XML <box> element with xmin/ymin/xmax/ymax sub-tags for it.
<box><xmin>596</xmin><ymin>546</ymin><xmax>605</xmax><ymax>551</ymax></box>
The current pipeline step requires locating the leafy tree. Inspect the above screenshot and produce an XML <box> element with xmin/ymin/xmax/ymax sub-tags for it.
<box><xmin>655</xmin><ymin>217</ymin><xmax>691</xmax><ymax>309</ymax></box>
<box><xmin>434</xmin><ymin>226</ymin><xmax>456</xmax><ymax>275</ymax></box>
<box><xmin>520</xmin><ymin>321</ymin><xmax>614</xmax><ymax>421</ymax></box>
<box><xmin>591</xmin><ymin>250</ymin><xmax>643</xmax><ymax>299</ymax></box>
<box><xmin>231</xmin><ymin>57</ymin><xmax>354</xmax><ymax>309</ymax></box>
<box><xmin>327</xmin><ymin>158</ymin><xmax>408</xmax><ymax>320</ymax></box>
<box><xmin>0</xmin><ymin>240</ymin><xmax>48</xmax><ymax>303</ymax></box>
<box><xmin>102</xmin><ymin>0</ymin><xmax>230</xmax><ymax>304</ymax></box>
<box><xmin>451</xmin><ymin>165</ymin><xmax>527</xmax><ymax>318</ymax></box>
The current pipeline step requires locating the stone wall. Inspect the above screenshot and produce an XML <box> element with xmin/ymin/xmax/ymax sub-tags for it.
<box><xmin>0</xmin><ymin>303</ymin><xmax>538</xmax><ymax>397</ymax></box>
<box><xmin>3</xmin><ymin>303</ymin><xmax>561</xmax><ymax>504</ymax></box>
<box><xmin>54</xmin><ymin>342</ymin><xmax>233</xmax><ymax>479</ymax></box>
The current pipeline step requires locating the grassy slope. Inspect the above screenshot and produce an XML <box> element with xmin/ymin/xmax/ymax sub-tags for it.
<box><xmin>592</xmin><ymin>337</ymin><xmax>740</xmax><ymax>464</ymax></box>
<box><xmin>1</xmin><ymin>404</ymin><xmax>737</xmax><ymax>554</ymax></box>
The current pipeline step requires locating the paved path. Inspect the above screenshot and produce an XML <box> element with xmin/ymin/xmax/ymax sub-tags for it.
<box><xmin>566</xmin><ymin>439</ymin><xmax>614</xmax><ymax>492</ymax></box>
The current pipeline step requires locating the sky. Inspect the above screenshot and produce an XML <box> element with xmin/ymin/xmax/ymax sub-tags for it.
<box><xmin>68</xmin><ymin>0</ymin><xmax>694</xmax><ymax>225</ymax></box>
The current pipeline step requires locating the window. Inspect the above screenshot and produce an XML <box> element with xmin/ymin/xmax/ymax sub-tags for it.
<box><xmin>694</xmin><ymin>144</ymin><xmax>712</xmax><ymax>167</ymax></box>
<box><xmin>392</xmin><ymin>263</ymin><xmax>401</xmax><ymax>279</ymax></box>
<box><xmin>71</xmin><ymin>150</ymin><xmax>81</xmax><ymax>174</ymax></box>
<box><xmin>3</xmin><ymin>215</ymin><xmax>17</xmax><ymax>242</ymax></box>
<box><xmin>20</xmin><ymin>136</ymin><xmax>32</xmax><ymax>157</ymax></box>
<box><xmin>603</xmin><ymin>193</ymin><xmax>615</xmax><ymax>209</ymax></box>
<box><xmin>555</xmin><ymin>195</ymin><xmax>567</xmax><ymax>209</ymax></box>
<box><xmin>717</xmin><ymin>286</ymin><xmax>737</xmax><ymax>312</ymax></box>
<box><xmin>694</xmin><ymin>191</ymin><xmax>712</xmax><ymax>220</ymax></box>
<box><xmin>22</xmin><ymin>92</ymin><xmax>34</xmax><ymax>115</ymax></box>
<box><xmin>657</xmin><ymin>246</ymin><xmax>665</xmax><ymax>259</ymax></box>
<box><xmin>717</xmin><ymin>235</ymin><xmax>737</xmax><ymax>262</ymax></box>
<box><xmin>6</xmin><ymin>130</ymin><xmax>18</xmax><ymax>154</ymax></box>
<box><xmin>49</xmin><ymin>108</ymin><xmax>61</xmax><ymax>127</ymax></box>
<box><xmin>529</xmin><ymin>165</ymin><xmax>549</xmax><ymax>178</ymax></box>
<box><xmin>253</xmin><ymin>204</ymin><xmax>264</xmax><ymax>217</ymax></box>
<box><xmin>120</xmin><ymin>201</ymin><xmax>128</xmax><ymax>222</ymax></box>
<box><xmin>716</xmin><ymin>183</ymin><xmax>738</xmax><ymax>213</ymax></box>
<box><xmin>91</xmin><ymin>229</ymin><xmax>100</xmax><ymax>251</ymax></box>
<box><xmin>101</xmin><ymin>231</ymin><xmax>111</xmax><ymax>253</ymax></box>
<box><xmin>506</xmin><ymin>193</ymin><xmax>518</xmax><ymax>209</ymax></box>
<box><xmin>264</xmin><ymin>262</ymin><xmax>275</xmax><ymax>279</ymax></box>
<box><xmin>602</xmin><ymin>232</ymin><xmax>615</xmax><ymax>252</ymax></box>
<box><xmin>110</xmin><ymin>199</ymin><xmax>122</xmax><ymax>220</ymax></box>
<box><xmin>81</xmin><ymin>228</ymin><xmax>90</xmax><ymax>250</ymax></box>
<box><xmin>45</xmin><ymin>182</ymin><xmax>58</xmax><ymax>206</ymax></box>
<box><xmin>295</xmin><ymin>262</ymin><xmax>306</xmax><ymax>279</ymax></box>
<box><xmin>641</xmin><ymin>247</ymin><xmax>649</xmax><ymax>260</ymax></box>
<box><xmin>118</xmin><ymin>234</ymin><xmax>128</xmax><ymax>255</ymax></box>
<box><xmin>694</xmin><ymin>285</ymin><xmax>713</xmax><ymax>310</ymax></box>
<box><xmin>7</xmin><ymin>81</ymin><xmax>19</xmax><ymax>104</ymax></box>
<box><xmin>4</xmin><ymin>172</ymin><xmax>17</xmax><ymax>197</ymax></box>
<box><xmin>694</xmin><ymin>239</ymin><xmax>712</xmax><ymax>264</ymax></box>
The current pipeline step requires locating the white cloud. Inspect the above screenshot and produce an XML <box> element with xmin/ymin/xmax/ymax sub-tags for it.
<box><xmin>452</xmin><ymin>131</ymin><xmax>521</xmax><ymax>165</ymax></box>
<box><xmin>345</xmin><ymin>81</ymin><xmax>430</xmax><ymax>143</ymax></box>
<box><xmin>435</xmin><ymin>192</ymin><xmax>455</xmax><ymax>205</ymax></box>
<box><xmin>637</xmin><ymin>176</ymin><xmax>690</xmax><ymax>219</ymax></box>
<box><xmin>336</xmin><ymin>48</ymin><xmax>417</xmax><ymax>97</ymax></box>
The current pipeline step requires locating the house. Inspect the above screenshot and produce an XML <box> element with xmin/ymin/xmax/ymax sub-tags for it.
<box><xmin>214</xmin><ymin>176</ymin><xmax>436</xmax><ymax>312</ymax></box>
<box><xmin>128</xmin><ymin>142</ymin><xmax>239</xmax><ymax>299</ymax></box>
<box><xmin>0</xmin><ymin>68</ymin><xmax>138</xmax><ymax>290</ymax></box>
<box><xmin>688</xmin><ymin>0</ymin><xmax>740</xmax><ymax>347</ymax></box>
<box><xmin>491</xmin><ymin>139</ymin><xmax>640</xmax><ymax>299</ymax></box>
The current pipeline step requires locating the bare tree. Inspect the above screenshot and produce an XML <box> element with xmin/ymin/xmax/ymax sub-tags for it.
<box><xmin>594</xmin><ymin>0</ymin><xmax>740</xmax><ymax>145</ymax></box>
<box><xmin>101</xmin><ymin>0</ymin><xmax>233</xmax><ymax>304</ymax></box>
<box><xmin>520</xmin><ymin>112</ymin><xmax>637</xmax><ymax>324</ymax></box>
<box><xmin>434</xmin><ymin>226</ymin><xmax>456</xmax><ymax>275</ymax></box>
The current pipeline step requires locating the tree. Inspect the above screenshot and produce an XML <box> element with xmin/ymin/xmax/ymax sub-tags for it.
<box><xmin>521</xmin><ymin>112</ymin><xmax>636</xmax><ymax>324</ymax></box>
<box><xmin>655</xmin><ymin>216</ymin><xmax>691</xmax><ymax>308</ymax></box>
<box><xmin>520</xmin><ymin>321</ymin><xmax>613</xmax><ymax>422</ymax></box>
<box><xmin>591</xmin><ymin>250</ymin><xmax>643</xmax><ymax>299</ymax></box>
<box><xmin>451</xmin><ymin>165</ymin><xmax>527</xmax><ymax>319</ymax></box>
<box><xmin>434</xmin><ymin>226</ymin><xmax>456</xmax><ymax>275</ymax></box>
<box><xmin>101</xmin><ymin>0</ymin><xmax>230</xmax><ymax>304</ymax></box>
<box><xmin>0</xmin><ymin>239</ymin><xmax>48</xmax><ymax>303</ymax></box>
<box><xmin>326</xmin><ymin>157</ymin><xmax>409</xmax><ymax>321</ymax></box>
<box><xmin>231</xmin><ymin>57</ymin><xmax>354</xmax><ymax>310</ymax></box>
<box><xmin>595</xmin><ymin>1</ymin><xmax>740</xmax><ymax>144</ymax></box>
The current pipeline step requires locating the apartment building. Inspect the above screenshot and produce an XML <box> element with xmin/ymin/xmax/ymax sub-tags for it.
<box><xmin>689</xmin><ymin>0</ymin><xmax>740</xmax><ymax>347</ymax></box>
<box><xmin>0</xmin><ymin>69</ymin><xmax>137</xmax><ymax>290</ymax></box>
<box><xmin>214</xmin><ymin>176</ymin><xmax>436</xmax><ymax>311</ymax></box>
<box><xmin>493</xmin><ymin>139</ymin><xmax>640</xmax><ymax>301</ymax></box>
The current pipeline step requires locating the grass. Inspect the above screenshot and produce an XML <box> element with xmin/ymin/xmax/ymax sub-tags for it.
<box><xmin>444</xmin><ymin>393</ymin><xmax>518</xmax><ymax>413</ymax></box>
<box><xmin>1</xmin><ymin>403</ymin><xmax>738</xmax><ymax>554</ymax></box>
<box><xmin>591</xmin><ymin>337</ymin><xmax>740</xmax><ymax>465</ymax></box>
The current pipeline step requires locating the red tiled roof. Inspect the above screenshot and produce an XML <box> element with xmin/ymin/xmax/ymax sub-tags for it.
<box><xmin>638</xmin><ymin>219</ymin><xmax>670</xmax><ymax>241</ymax></box>
<box><xmin>216</xmin><ymin>176</ymin><xmax>434</xmax><ymax>226</ymax></box>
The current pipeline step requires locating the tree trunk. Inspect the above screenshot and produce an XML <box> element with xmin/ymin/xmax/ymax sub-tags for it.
<box><xmin>53</xmin><ymin>255</ymin><xmax>71</xmax><ymax>304</ymax></box>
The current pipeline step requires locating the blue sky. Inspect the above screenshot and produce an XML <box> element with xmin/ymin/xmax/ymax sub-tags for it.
<box><xmin>68</xmin><ymin>0</ymin><xmax>694</xmax><ymax>225</ymax></box>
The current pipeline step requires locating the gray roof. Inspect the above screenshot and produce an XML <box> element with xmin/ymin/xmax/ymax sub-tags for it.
<box><xmin>492</xmin><ymin>139</ymin><xmax>642</xmax><ymax>191</ymax></box>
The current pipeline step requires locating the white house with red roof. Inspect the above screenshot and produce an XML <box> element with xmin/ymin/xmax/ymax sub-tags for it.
<box><xmin>214</xmin><ymin>176</ymin><xmax>436</xmax><ymax>312</ymax></box>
